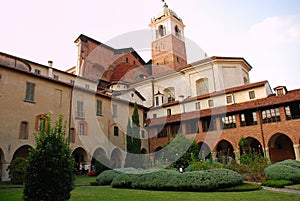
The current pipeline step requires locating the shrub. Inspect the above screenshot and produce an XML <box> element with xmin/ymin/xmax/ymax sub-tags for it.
<box><xmin>96</xmin><ymin>170</ymin><xmax>123</xmax><ymax>185</ymax></box>
<box><xmin>264</xmin><ymin>162</ymin><xmax>300</xmax><ymax>183</ymax></box>
<box><xmin>262</xmin><ymin>180</ymin><xmax>293</xmax><ymax>188</ymax></box>
<box><xmin>7</xmin><ymin>157</ymin><xmax>26</xmax><ymax>184</ymax></box>
<box><xmin>111</xmin><ymin>168</ymin><xmax>243</xmax><ymax>191</ymax></box>
<box><xmin>24</xmin><ymin>114</ymin><xmax>75</xmax><ymax>201</ymax></box>
<box><xmin>185</xmin><ymin>160</ymin><xmax>224</xmax><ymax>171</ymax></box>
<box><xmin>217</xmin><ymin>183</ymin><xmax>262</xmax><ymax>192</ymax></box>
<box><xmin>276</xmin><ymin>159</ymin><xmax>300</xmax><ymax>169</ymax></box>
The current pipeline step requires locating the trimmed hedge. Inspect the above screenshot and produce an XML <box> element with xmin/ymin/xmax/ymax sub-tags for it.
<box><xmin>96</xmin><ymin>168</ymin><xmax>143</xmax><ymax>185</ymax></box>
<box><xmin>96</xmin><ymin>170</ymin><xmax>123</xmax><ymax>185</ymax></box>
<box><xmin>111</xmin><ymin>168</ymin><xmax>243</xmax><ymax>192</ymax></box>
<box><xmin>264</xmin><ymin>160</ymin><xmax>300</xmax><ymax>183</ymax></box>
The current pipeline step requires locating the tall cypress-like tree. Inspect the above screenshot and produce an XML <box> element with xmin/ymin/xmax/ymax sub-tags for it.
<box><xmin>24</xmin><ymin>114</ymin><xmax>75</xmax><ymax>201</ymax></box>
<box><xmin>125</xmin><ymin>102</ymin><xmax>142</xmax><ymax>168</ymax></box>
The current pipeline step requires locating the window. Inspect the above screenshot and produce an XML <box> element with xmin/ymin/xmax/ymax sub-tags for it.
<box><xmin>249</xmin><ymin>91</ymin><xmax>256</xmax><ymax>100</ymax></box>
<box><xmin>285</xmin><ymin>106</ymin><xmax>292</xmax><ymax>120</ymax></box>
<box><xmin>284</xmin><ymin>102</ymin><xmax>300</xmax><ymax>120</ymax></box>
<box><xmin>167</xmin><ymin>109</ymin><xmax>172</xmax><ymax>116</ymax></box>
<box><xmin>34</xmin><ymin>69</ymin><xmax>41</xmax><ymax>74</ymax></box>
<box><xmin>171</xmin><ymin>124</ymin><xmax>182</xmax><ymax>137</ymax></box>
<box><xmin>35</xmin><ymin>114</ymin><xmax>47</xmax><ymax>132</ymax></box>
<box><xmin>226</xmin><ymin>95</ymin><xmax>233</xmax><ymax>104</ymax></box>
<box><xmin>69</xmin><ymin>128</ymin><xmax>75</xmax><ymax>143</ymax></box>
<box><xmin>202</xmin><ymin>117</ymin><xmax>216</xmax><ymax>132</ymax></box>
<box><xmin>277</xmin><ymin>88</ymin><xmax>284</xmax><ymax>95</ymax></box>
<box><xmin>114</xmin><ymin>126</ymin><xmax>119</xmax><ymax>136</ymax></box>
<box><xmin>174</xmin><ymin>25</ymin><xmax>181</xmax><ymax>37</ymax></box>
<box><xmin>153</xmin><ymin>114</ymin><xmax>157</xmax><ymax>118</ymax></box>
<box><xmin>85</xmin><ymin>84</ymin><xmax>90</xmax><ymax>89</ymax></box>
<box><xmin>53</xmin><ymin>74</ymin><xmax>59</xmax><ymax>80</ymax></box>
<box><xmin>76</xmin><ymin>101</ymin><xmax>84</xmax><ymax>119</ymax></box>
<box><xmin>158</xmin><ymin>25</ymin><xmax>166</xmax><ymax>37</ymax></box>
<box><xmin>79</xmin><ymin>123</ymin><xmax>85</xmax><ymax>135</ymax></box>
<box><xmin>196</xmin><ymin>78</ymin><xmax>209</xmax><ymax>96</ymax></box>
<box><xmin>79</xmin><ymin>121</ymin><xmax>87</xmax><ymax>135</ymax></box>
<box><xmin>208</xmin><ymin>99</ymin><xmax>214</xmax><ymax>107</ymax></box>
<box><xmin>261</xmin><ymin>108</ymin><xmax>281</xmax><ymax>124</ymax></box>
<box><xmin>164</xmin><ymin>88</ymin><xmax>175</xmax><ymax>103</ymax></box>
<box><xmin>155</xmin><ymin>97</ymin><xmax>159</xmax><ymax>106</ymax></box>
<box><xmin>240</xmin><ymin>111</ymin><xmax>258</xmax><ymax>126</ymax></box>
<box><xmin>24</xmin><ymin>82</ymin><xmax>35</xmax><ymax>102</ymax></box>
<box><xmin>112</xmin><ymin>104</ymin><xmax>117</xmax><ymax>118</ymax></box>
<box><xmin>221</xmin><ymin>115</ymin><xmax>236</xmax><ymax>129</ymax></box>
<box><xmin>125</xmin><ymin>57</ymin><xmax>129</xmax><ymax>63</ymax></box>
<box><xmin>157</xmin><ymin>126</ymin><xmax>168</xmax><ymax>138</ymax></box>
<box><xmin>96</xmin><ymin>100</ymin><xmax>102</xmax><ymax>116</ymax></box>
<box><xmin>19</xmin><ymin>122</ymin><xmax>28</xmax><ymax>139</ymax></box>
<box><xmin>70</xmin><ymin>80</ymin><xmax>75</xmax><ymax>84</ymax></box>
<box><xmin>195</xmin><ymin>102</ymin><xmax>201</xmax><ymax>110</ymax></box>
<box><xmin>186</xmin><ymin>120</ymin><xmax>199</xmax><ymax>134</ymax></box>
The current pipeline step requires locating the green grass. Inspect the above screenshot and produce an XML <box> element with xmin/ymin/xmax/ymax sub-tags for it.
<box><xmin>1</xmin><ymin>185</ymin><xmax>300</xmax><ymax>201</ymax></box>
<box><xmin>1</xmin><ymin>176</ymin><xmax>300</xmax><ymax>201</ymax></box>
<box><xmin>74</xmin><ymin>175</ymin><xmax>96</xmax><ymax>185</ymax></box>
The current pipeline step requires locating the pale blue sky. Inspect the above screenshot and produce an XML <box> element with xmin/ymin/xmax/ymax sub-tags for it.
<box><xmin>1</xmin><ymin>0</ymin><xmax>300</xmax><ymax>89</ymax></box>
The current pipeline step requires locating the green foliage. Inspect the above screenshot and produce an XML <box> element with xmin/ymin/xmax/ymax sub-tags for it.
<box><xmin>262</xmin><ymin>179</ymin><xmax>293</xmax><ymax>188</ymax></box>
<box><xmin>217</xmin><ymin>183</ymin><xmax>262</xmax><ymax>192</ymax></box>
<box><xmin>185</xmin><ymin>160</ymin><xmax>224</xmax><ymax>171</ymax></box>
<box><xmin>264</xmin><ymin>160</ymin><xmax>300</xmax><ymax>183</ymax></box>
<box><xmin>238</xmin><ymin>137</ymin><xmax>250</xmax><ymax>153</ymax></box>
<box><xmin>159</xmin><ymin>134</ymin><xmax>200</xmax><ymax>169</ymax></box>
<box><xmin>125</xmin><ymin>103</ymin><xmax>143</xmax><ymax>168</ymax></box>
<box><xmin>96</xmin><ymin>169</ymin><xmax>123</xmax><ymax>185</ymax></box>
<box><xmin>7</xmin><ymin>157</ymin><xmax>27</xmax><ymax>184</ymax></box>
<box><xmin>111</xmin><ymin>168</ymin><xmax>243</xmax><ymax>191</ymax></box>
<box><xmin>23</xmin><ymin>114</ymin><xmax>75</xmax><ymax>201</ymax></box>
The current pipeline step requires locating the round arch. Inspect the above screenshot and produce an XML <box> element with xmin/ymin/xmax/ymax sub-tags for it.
<box><xmin>72</xmin><ymin>147</ymin><xmax>89</xmax><ymax>174</ymax></box>
<box><xmin>198</xmin><ymin>142</ymin><xmax>211</xmax><ymax>160</ymax></box>
<box><xmin>240</xmin><ymin>137</ymin><xmax>264</xmax><ymax>156</ymax></box>
<box><xmin>91</xmin><ymin>147</ymin><xmax>108</xmax><ymax>168</ymax></box>
<box><xmin>141</xmin><ymin>148</ymin><xmax>147</xmax><ymax>154</ymax></box>
<box><xmin>12</xmin><ymin>145</ymin><xmax>32</xmax><ymax>160</ymax></box>
<box><xmin>215</xmin><ymin>140</ymin><xmax>235</xmax><ymax>163</ymax></box>
<box><xmin>110</xmin><ymin>148</ymin><xmax>122</xmax><ymax>169</ymax></box>
<box><xmin>268</xmin><ymin>133</ymin><xmax>295</xmax><ymax>162</ymax></box>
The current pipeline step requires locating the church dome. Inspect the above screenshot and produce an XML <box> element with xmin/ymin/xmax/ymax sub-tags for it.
<box><xmin>155</xmin><ymin>3</ymin><xmax>179</xmax><ymax>19</ymax></box>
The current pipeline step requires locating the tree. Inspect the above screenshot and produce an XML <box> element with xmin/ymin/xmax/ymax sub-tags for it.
<box><xmin>23</xmin><ymin>114</ymin><xmax>75</xmax><ymax>201</ymax></box>
<box><xmin>161</xmin><ymin>134</ymin><xmax>199</xmax><ymax>169</ymax></box>
<box><xmin>124</xmin><ymin>102</ymin><xmax>143</xmax><ymax>168</ymax></box>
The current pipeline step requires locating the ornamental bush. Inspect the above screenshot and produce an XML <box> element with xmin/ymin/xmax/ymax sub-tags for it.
<box><xmin>96</xmin><ymin>170</ymin><xmax>123</xmax><ymax>185</ymax></box>
<box><xmin>264</xmin><ymin>160</ymin><xmax>300</xmax><ymax>183</ymax></box>
<box><xmin>7</xmin><ymin>157</ymin><xmax>26</xmax><ymax>184</ymax></box>
<box><xmin>23</xmin><ymin>114</ymin><xmax>75</xmax><ymax>201</ymax></box>
<box><xmin>111</xmin><ymin>168</ymin><xmax>243</xmax><ymax>192</ymax></box>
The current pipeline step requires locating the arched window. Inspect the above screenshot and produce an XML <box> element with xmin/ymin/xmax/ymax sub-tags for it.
<box><xmin>158</xmin><ymin>25</ymin><xmax>166</xmax><ymax>37</ymax></box>
<box><xmin>196</xmin><ymin>78</ymin><xmax>209</xmax><ymax>96</ymax></box>
<box><xmin>174</xmin><ymin>25</ymin><xmax>181</xmax><ymax>38</ymax></box>
<box><xmin>78</xmin><ymin>121</ymin><xmax>88</xmax><ymax>135</ymax></box>
<box><xmin>163</xmin><ymin>87</ymin><xmax>175</xmax><ymax>103</ymax></box>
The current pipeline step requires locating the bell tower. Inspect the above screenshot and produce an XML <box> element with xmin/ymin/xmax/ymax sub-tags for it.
<box><xmin>150</xmin><ymin>2</ymin><xmax>187</xmax><ymax>71</ymax></box>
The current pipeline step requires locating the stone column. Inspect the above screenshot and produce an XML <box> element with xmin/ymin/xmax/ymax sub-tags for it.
<box><xmin>264</xmin><ymin>147</ymin><xmax>271</xmax><ymax>161</ymax></box>
<box><xmin>1</xmin><ymin>163</ymin><xmax>10</xmax><ymax>181</ymax></box>
<box><xmin>293</xmin><ymin>144</ymin><xmax>300</xmax><ymax>161</ymax></box>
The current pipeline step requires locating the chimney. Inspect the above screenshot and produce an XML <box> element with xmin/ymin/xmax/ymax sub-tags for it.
<box><xmin>48</xmin><ymin>60</ymin><xmax>53</xmax><ymax>77</ymax></box>
<box><xmin>48</xmin><ymin>60</ymin><xmax>53</xmax><ymax>67</ymax></box>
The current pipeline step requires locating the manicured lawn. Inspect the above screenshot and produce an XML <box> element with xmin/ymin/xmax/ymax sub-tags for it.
<box><xmin>1</xmin><ymin>176</ymin><xmax>300</xmax><ymax>201</ymax></box>
<box><xmin>1</xmin><ymin>185</ymin><xmax>300</xmax><ymax>201</ymax></box>
<box><xmin>69</xmin><ymin>186</ymin><xmax>300</xmax><ymax>201</ymax></box>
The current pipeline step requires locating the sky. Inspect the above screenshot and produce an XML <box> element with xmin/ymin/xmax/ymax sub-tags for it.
<box><xmin>1</xmin><ymin>0</ymin><xmax>300</xmax><ymax>90</ymax></box>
